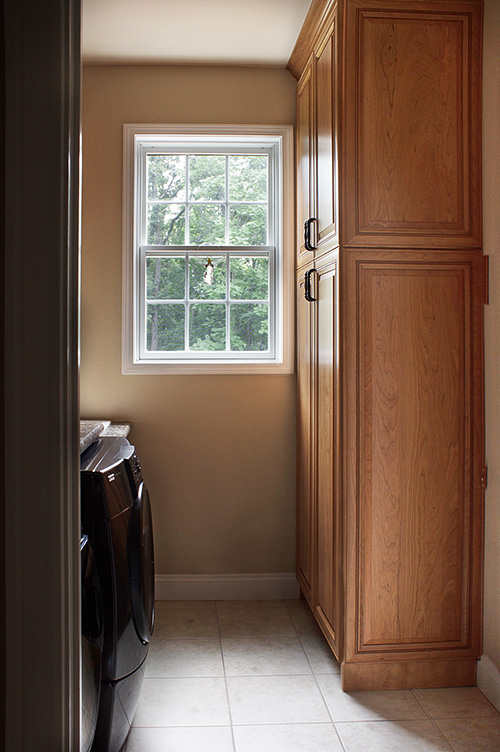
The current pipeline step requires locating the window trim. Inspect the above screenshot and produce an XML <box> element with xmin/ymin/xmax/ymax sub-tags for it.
<box><xmin>122</xmin><ymin>124</ymin><xmax>294</xmax><ymax>375</ymax></box>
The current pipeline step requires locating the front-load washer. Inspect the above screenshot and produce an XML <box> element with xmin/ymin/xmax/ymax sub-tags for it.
<box><xmin>81</xmin><ymin>437</ymin><xmax>155</xmax><ymax>752</ymax></box>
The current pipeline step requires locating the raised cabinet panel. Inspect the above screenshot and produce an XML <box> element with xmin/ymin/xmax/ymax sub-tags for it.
<box><xmin>359</xmin><ymin>265</ymin><xmax>468</xmax><ymax>650</ymax></box>
<box><xmin>344</xmin><ymin>251</ymin><xmax>485</xmax><ymax>665</ymax></box>
<box><xmin>296</xmin><ymin>273</ymin><xmax>314</xmax><ymax>600</ymax></box>
<box><xmin>314</xmin><ymin>20</ymin><xmax>338</xmax><ymax>251</ymax></box>
<box><xmin>343</xmin><ymin>1</ymin><xmax>482</xmax><ymax>248</ymax></box>
<box><xmin>297</xmin><ymin>65</ymin><xmax>315</xmax><ymax>267</ymax></box>
<box><xmin>314</xmin><ymin>262</ymin><xmax>341</xmax><ymax>655</ymax></box>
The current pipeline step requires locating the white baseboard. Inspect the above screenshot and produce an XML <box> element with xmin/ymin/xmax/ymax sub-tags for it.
<box><xmin>477</xmin><ymin>655</ymin><xmax>500</xmax><ymax>711</ymax></box>
<box><xmin>155</xmin><ymin>572</ymin><xmax>300</xmax><ymax>601</ymax></box>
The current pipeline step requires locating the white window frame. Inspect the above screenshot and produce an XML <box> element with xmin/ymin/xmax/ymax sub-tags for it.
<box><xmin>122</xmin><ymin>124</ymin><xmax>294</xmax><ymax>375</ymax></box>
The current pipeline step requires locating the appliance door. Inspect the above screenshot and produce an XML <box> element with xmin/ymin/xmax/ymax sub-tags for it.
<box><xmin>128</xmin><ymin>482</ymin><xmax>155</xmax><ymax>643</ymax></box>
<box><xmin>80</xmin><ymin>535</ymin><xmax>103</xmax><ymax>752</ymax></box>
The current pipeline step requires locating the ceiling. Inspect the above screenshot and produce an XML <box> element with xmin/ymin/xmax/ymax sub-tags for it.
<box><xmin>82</xmin><ymin>0</ymin><xmax>313</xmax><ymax>66</ymax></box>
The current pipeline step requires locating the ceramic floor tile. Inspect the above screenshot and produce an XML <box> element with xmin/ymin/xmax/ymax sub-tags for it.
<box><xmin>285</xmin><ymin>600</ymin><xmax>325</xmax><ymax>636</ymax></box>
<box><xmin>222</xmin><ymin>636</ymin><xmax>310</xmax><ymax>676</ymax></box>
<box><xmin>133</xmin><ymin>677</ymin><xmax>231</xmax><ymax>727</ymax></box>
<box><xmin>413</xmin><ymin>687</ymin><xmax>499</xmax><ymax>719</ymax></box>
<box><xmin>226</xmin><ymin>675</ymin><xmax>331</xmax><ymax>725</ymax></box>
<box><xmin>124</xmin><ymin>725</ymin><xmax>235</xmax><ymax>752</ymax></box>
<box><xmin>146</xmin><ymin>638</ymin><xmax>224</xmax><ymax>677</ymax></box>
<box><xmin>300</xmin><ymin>633</ymin><xmax>340</xmax><ymax>674</ymax></box>
<box><xmin>336</xmin><ymin>720</ymin><xmax>453</xmax><ymax>752</ymax></box>
<box><xmin>435</xmin><ymin>716</ymin><xmax>500</xmax><ymax>751</ymax></box>
<box><xmin>132</xmin><ymin>603</ymin><xmax>500</xmax><ymax>752</ymax></box>
<box><xmin>316</xmin><ymin>675</ymin><xmax>427</xmax><ymax>722</ymax></box>
<box><xmin>217</xmin><ymin>603</ymin><xmax>297</xmax><ymax>638</ymax></box>
<box><xmin>233</xmin><ymin>722</ymin><xmax>344</xmax><ymax>752</ymax></box>
<box><xmin>153</xmin><ymin>601</ymin><xmax>220</xmax><ymax>639</ymax></box>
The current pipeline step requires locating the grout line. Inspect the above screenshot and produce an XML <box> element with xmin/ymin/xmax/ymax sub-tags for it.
<box><xmin>283</xmin><ymin>598</ymin><xmax>301</xmax><ymax>637</ymax></box>
<box><xmin>284</xmin><ymin>600</ymin><xmax>345</xmax><ymax>746</ymax></box>
<box><xmin>283</xmin><ymin>602</ymin><xmax>347</xmax><ymax>747</ymax></box>
<box><xmin>410</xmin><ymin>688</ymin><xmax>432</xmax><ymax>719</ymax></box>
<box><xmin>309</xmin><ymin>671</ymin><xmax>349</xmax><ymax>750</ymax></box>
<box><xmin>426</xmin><ymin>718</ymin><xmax>458</xmax><ymax>752</ymax></box>
<box><xmin>231</xmin><ymin>721</ymin><xmax>335</xmax><ymax>726</ymax></box>
<box><xmin>130</xmin><ymin>723</ymin><xmax>232</xmax><ymax>729</ymax></box>
<box><xmin>332</xmin><ymin>722</ymin><xmax>351</xmax><ymax>752</ymax></box>
<box><xmin>216</xmin><ymin>600</ymin><xmax>238</xmax><ymax>752</ymax></box>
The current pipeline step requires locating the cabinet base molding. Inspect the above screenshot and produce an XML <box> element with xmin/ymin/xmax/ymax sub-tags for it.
<box><xmin>341</xmin><ymin>658</ymin><xmax>477</xmax><ymax>692</ymax></box>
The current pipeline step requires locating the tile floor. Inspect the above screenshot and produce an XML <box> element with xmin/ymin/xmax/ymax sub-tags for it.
<box><xmin>124</xmin><ymin>600</ymin><xmax>500</xmax><ymax>752</ymax></box>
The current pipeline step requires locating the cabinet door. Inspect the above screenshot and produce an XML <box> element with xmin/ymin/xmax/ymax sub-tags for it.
<box><xmin>313</xmin><ymin>258</ymin><xmax>341</xmax><ymax>657</ymax></box>
<box><xmin>343</xmin><ymin>0</ymin><xmax>482</xmax><ymax>249</ymax></box>
<box><xmin>314</xmin><ymin>14</ymin><xmax>338</xmax><ymax>253</ymax></box>
<box><xmin>296</xmin><ymin>64</ymin><xmax>315</xmax><ymax>267</ymax></box>
<box><xmin>343</xmin><ymin>249</ymin><xmax>486</xmax><ymax>689</ymax></box>
<box><xmin>296</xmin><ymin>271</ymin><xmax>315</xmax><ymax>601</ymax></box>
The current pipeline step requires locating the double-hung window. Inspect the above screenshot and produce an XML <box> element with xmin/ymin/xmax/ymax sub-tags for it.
<box><xmin>123</xmin><ymin>125</ymin><xmax>294</xmax><ymax>374</ymax></box>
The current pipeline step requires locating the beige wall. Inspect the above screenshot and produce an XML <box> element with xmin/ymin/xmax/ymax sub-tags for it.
<box><xmin>483</xmin><ymin>0</ymin><xmax>500</xmax><ymax>672</ymax></box>
<box><xmin>82</xmin><ymin>15</ymin><xmax>500</xmax><ymax>653</ymax></box>
<box><xmin>80</xmin><ymin>65</ymin><xmax>297</xmax><ymax>575</ymax></box>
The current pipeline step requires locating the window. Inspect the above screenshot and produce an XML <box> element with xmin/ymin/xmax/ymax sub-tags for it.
<box><xmin>122</xmin><ymin>125</ymin><xmax>294</xmax><ymax>374</ymax></box>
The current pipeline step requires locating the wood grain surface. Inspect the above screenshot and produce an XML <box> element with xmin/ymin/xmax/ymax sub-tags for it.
<box><xmin>315</xmin><ymin>263</ymin><xmax>340</xmax><ymax>654</ymax></box>
<box><xmin>359</xmin><ymin>264</ymin><xmax>468</xmax><ymax>648</ymax></box>
<box><xmin>343</xmin><ymin>249</ymin><xmax>485</xmax><ymax>672</ymax></box>
<box><xmin>342</xmin><ymin>0</ymin><xmax>482</xmax><ymax>248</ymax></box>
<box><xmin>315</xmin><ymin>20</ymin><xmax>338</xmax><ymax>251</ymax></box>
<box><xmin>296</xmin><ymin>272</ymin><xmax>315</xmax><ymax>602</ymax></box>
<box><xmin>297</xmin><ymin>65</ymin><xmax>315</xmax><ymax>268</ymax></box>
<box><xmin>288</xmin><ymin>0</ymin><xmax>332</xmax><ymax>79</ymax></box>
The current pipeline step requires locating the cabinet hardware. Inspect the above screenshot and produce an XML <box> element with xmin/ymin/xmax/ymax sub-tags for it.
<box><xmin>304</xmin><ymin>217</ymin><xmax>317</xmax><ymax>251</ymax></box>
<box><xmin>304</xmin><ymin>269</ymin><xmax>317</xmax><ymax>302</ymax></box>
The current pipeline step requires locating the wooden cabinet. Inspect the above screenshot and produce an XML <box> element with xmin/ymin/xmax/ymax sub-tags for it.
<box><xmin>312</xmin><ymin>254</ymin><xmax>342</xmax><ymax>656</ymax></box>
<box><xmin>296</xmin><ymin>64</ymin><xmax>315</xmax><ymax>267</ymax></box>
<box><xmin>296</xmin><ymin>271</ymin><xmax>314</xmax><ymax>599</ymax></box>
<box><xmin>291</xmin><ymin>0</ymin><xmax>485</xmax><ymax>691</ymax></box>
<box><xmin>342</xmin><ymin>248</ymin><xmax>486</xmax><ymax>690</ymax></box>
<box><xmin>297</xmin><ymin>253</ymin><xmax>342</xmax><ymax>659</ymax></box>
<box><xmin>342</xmin><ymin>0</ymin><xmax>482</xmax><ymax>249</ymax></box>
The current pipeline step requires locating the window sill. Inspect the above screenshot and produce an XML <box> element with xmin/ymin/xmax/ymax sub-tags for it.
<box><xmin>122</xmin><ymin>359</ymin><xmax>294</xmax><ymax>375</ymax></box>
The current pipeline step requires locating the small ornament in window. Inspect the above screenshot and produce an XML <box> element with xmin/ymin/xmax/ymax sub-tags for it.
<box><xmin>203</xmin><ymin>258</ymin><xmax>214</xmax><ymax>285</ymax></box>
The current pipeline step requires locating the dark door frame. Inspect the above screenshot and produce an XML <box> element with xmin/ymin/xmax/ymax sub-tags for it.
<box><xmin>3</xmin><ymin>0</ymin><xmax>81</xmax><ymax>748</ymax></box>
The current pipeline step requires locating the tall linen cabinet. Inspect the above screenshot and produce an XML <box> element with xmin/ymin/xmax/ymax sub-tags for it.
<box><xmin>290</xmin><ymin>0</ymin><xmax>486</xmax><ymax>690</ymax></box>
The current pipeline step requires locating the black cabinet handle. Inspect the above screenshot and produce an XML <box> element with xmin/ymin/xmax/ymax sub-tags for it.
<box><xmin>304</xmin><ymin>219</ymin><xmax>311</xmax><ymax>251</ymax></box>
<box><xmin>304</xmin><ymin>217</ymin><xmax>317</xmax><ymax>251</ymax></box>
<box><xmin>304</xmin><ymin>269</ymin><xmax>317</xmax><ymax>302</ymax></box>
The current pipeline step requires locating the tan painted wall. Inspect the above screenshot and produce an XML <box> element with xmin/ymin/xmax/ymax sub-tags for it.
<box><xmin>80</xmin><ymin>65</ymin><xmax>297</xmax><ymax>575</ymax></box>
<box><xmin>483</xmin><ymin>0</ymin><xmax>500</xmax><ymax>672</ymax></box>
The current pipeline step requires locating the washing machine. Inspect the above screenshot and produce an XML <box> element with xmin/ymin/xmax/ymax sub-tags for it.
<box><xmin>81</xmin><ymin>437</ymin><xmax>155</xmax><ymax>752</ymax></box>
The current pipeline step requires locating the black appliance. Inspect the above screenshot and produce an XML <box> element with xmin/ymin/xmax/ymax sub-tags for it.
<box><xmin>81</xmin><ymin>533</ymin><xmax>104</xmax><ymax>752</ymax></box>
<box><xmin>81</xmin><ymin>437</ymin><xmax>155</xmax><ymax>752</ymax></box>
